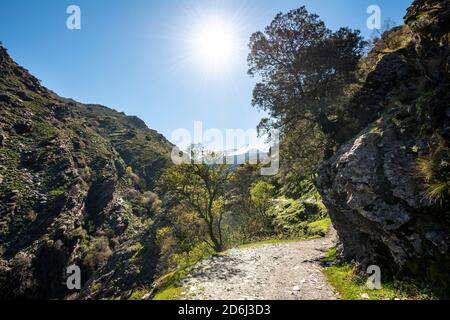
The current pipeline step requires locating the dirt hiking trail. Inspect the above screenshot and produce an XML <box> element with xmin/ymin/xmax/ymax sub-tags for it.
<box><xmin>180</xmin><ymin>230</ymin><xmax>339</xmax><ymax>300</ymax></box>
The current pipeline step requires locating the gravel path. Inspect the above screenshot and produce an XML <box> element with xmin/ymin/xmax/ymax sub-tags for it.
<box><xmin>180</xmin><ymin>230</ymin><xmax>338</xmax><ymax>300</ymax></box>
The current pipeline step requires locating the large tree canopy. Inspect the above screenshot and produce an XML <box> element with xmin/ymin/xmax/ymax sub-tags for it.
<box><xmin>248</xmin><ymin>6</ymin><xmax>367</xmax><ymax>145</ymax></box>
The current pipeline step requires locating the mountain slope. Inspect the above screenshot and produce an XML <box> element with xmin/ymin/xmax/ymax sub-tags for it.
<box><xmin>0</xmin><ymin>46</ymin><xmax>172</xmax><ymax>299</ymax></box>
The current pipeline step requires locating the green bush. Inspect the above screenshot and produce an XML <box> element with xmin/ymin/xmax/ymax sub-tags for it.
<box><xmin>48</xmin><ymin>188</ymin><xmax>65</xmax><ymax>197</ymax></box>
<box><xmin>269</xmin><ymin>197</ymin><xmax>328</xmax><ymax>238</ymax></box>
<box><xmin>82</xmin><ymin>237</ymin><xmax>112</xmax><ymax>272</ymax></box>
<box><xmin>306</xmin><ymin>218</ymin><xmax>332</xmax><ymax>237</ymax></box>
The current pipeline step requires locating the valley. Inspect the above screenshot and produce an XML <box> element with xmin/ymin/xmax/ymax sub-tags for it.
<box><xmin>0</xmin><ymin>0</ymin><xmax>449</xmax><ymax>301</ymax></box>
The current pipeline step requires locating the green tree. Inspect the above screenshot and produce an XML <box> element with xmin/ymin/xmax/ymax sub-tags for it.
<box><xmin>250</xmin><ymin>181</ymin><xmax>275</xmax><ymax>220</ymax></box>
<box><xmin>225</xmin><ymin>164</ymin><xmax>269</xmax><ymax>241</ymax></box>
<box><xmin>157</xmin><ymin>162</ymin><xmax>230</xmax><ymax>252</ymax></box>
<box><xmin>226</xmin><ymin>164</ymin><xmax>262</xmax><ymax>213</ymax></box>
<box><xmin>248</xmin><ymin>6</ymin><xmax>367</xmax><ymax>148</ymax></box>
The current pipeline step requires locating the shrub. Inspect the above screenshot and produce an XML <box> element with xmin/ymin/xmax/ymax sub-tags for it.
<box><xmin>270</xmin><ymin>198</ymin><xmax>328</xmax><ymax>237</ymax></box>
<box><xmin>141</xmin><ymin>191</ymin><xmax>161</xmax><ymax>214</ymax></box>
<box><xmin>418</xmin><ymin>135</ymin><xmax>450</xmax><ymax>205</ymax></box>
<box><xmin>125</xmin><ymin>166</ymin><xmax>141</xmax><ymax>187</ymax></box>
<box><xmin>82</xmin><ymin>237</ymin><xmax>112</xmax><ymax>272</ymax></box>
<box><xmin>306</xmin><ymin>218</ymin><xmax>332</xmax><ymax>237</ymax></box>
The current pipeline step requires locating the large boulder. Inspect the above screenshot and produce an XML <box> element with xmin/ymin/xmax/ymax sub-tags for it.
<box><xmin>318</xmin><ymin>114</ymin><xmax>448</xmax><ymax>271</ymax></box>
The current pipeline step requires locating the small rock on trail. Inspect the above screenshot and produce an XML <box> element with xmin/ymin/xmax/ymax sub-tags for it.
<box><xmin>181</xmin><ymin>230</ymin><xmax>338</xmax><ymax>300</ymax></box>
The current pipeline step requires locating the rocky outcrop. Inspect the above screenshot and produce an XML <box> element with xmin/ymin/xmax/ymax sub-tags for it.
<box><xmin>79</xmin><ymin>225</ymin><xmax>161</xmax><ymax>300</ymax></box>
<box><xmin>0</xmin><ymin>45</ymin><xmax>173</xmax><ymax>299</ymax></box>
<box><xmin>317</xmin><ymin>0</ymin><xmax>450</xmax><ymax>293</ymax></box>
<box><xmin>318</xmin><ymin>113</ymin><xmax>447</xmax><ymax>268</ymax></box>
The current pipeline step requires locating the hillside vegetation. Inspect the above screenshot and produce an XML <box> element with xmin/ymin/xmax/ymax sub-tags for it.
<box><xmin>0</xmin><ymin>46</ymin><xmax>172</xmax><ymax>299</ymax></box>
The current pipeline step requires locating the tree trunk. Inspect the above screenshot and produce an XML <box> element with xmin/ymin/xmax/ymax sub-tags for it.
<box><xmin>207</xmin><ymin>220</ymin><xmax>223</xmax><ymax>252</ymax></box>
<box><xmin>315</xmin><ymin>112</ymin><xmax>340</xmax><ymax>140</ymax></box>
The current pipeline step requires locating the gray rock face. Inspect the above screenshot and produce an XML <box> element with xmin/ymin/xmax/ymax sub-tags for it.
<box><xmin>318</xmin><ymin>118</ymin><xmax>448</xmax><ymax>273</ymax></box>
<box><xmin>316</xmin><ymin>1</ymin><xmax>450</xmax><ymax>291</ymax></box>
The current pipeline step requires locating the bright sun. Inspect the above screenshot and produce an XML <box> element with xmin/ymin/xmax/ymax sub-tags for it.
<box><xmin>191</xmin><ymin>18</ymin><xmax>238</xmax><ymax>71</ymax></box>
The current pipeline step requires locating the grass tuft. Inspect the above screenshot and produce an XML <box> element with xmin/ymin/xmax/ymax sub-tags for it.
<box><xmin>323</xmin><ymin>247</ymin><xmax>434</xmax><ymax>300</ymax></box>
<box><xmin>153</xmin><ymin>287</ymin><xmax>184</xmax><ymax>301</ymax></box>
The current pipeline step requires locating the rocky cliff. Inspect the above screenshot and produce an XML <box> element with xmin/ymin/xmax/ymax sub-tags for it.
<box><xmin>0</xmin><ymin>46</ymin><xmax>173</xmax><ymax>299</ymax></box>
<box><xmin>318</xmin><ymin>0</ymin><xmax>450</xmax><ymax>294</ymax></box>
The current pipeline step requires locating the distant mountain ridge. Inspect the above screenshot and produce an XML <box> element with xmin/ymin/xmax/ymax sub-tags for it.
<box><xmin>223</xmin><ymin>144</ymin><xmax>271</xmax><ymax>165</ymax></box>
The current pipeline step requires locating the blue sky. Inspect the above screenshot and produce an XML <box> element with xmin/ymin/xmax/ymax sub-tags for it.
<box><xmin>0</xmin><ymin>0</ymin><xmax>412</xmax><ymax>149</ymax></box>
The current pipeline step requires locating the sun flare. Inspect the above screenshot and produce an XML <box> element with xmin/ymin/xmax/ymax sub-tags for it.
<box><xmin>191</xmin><ymin>18</ymin><xmax>238</xmax><ymax>71</ymax></box>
